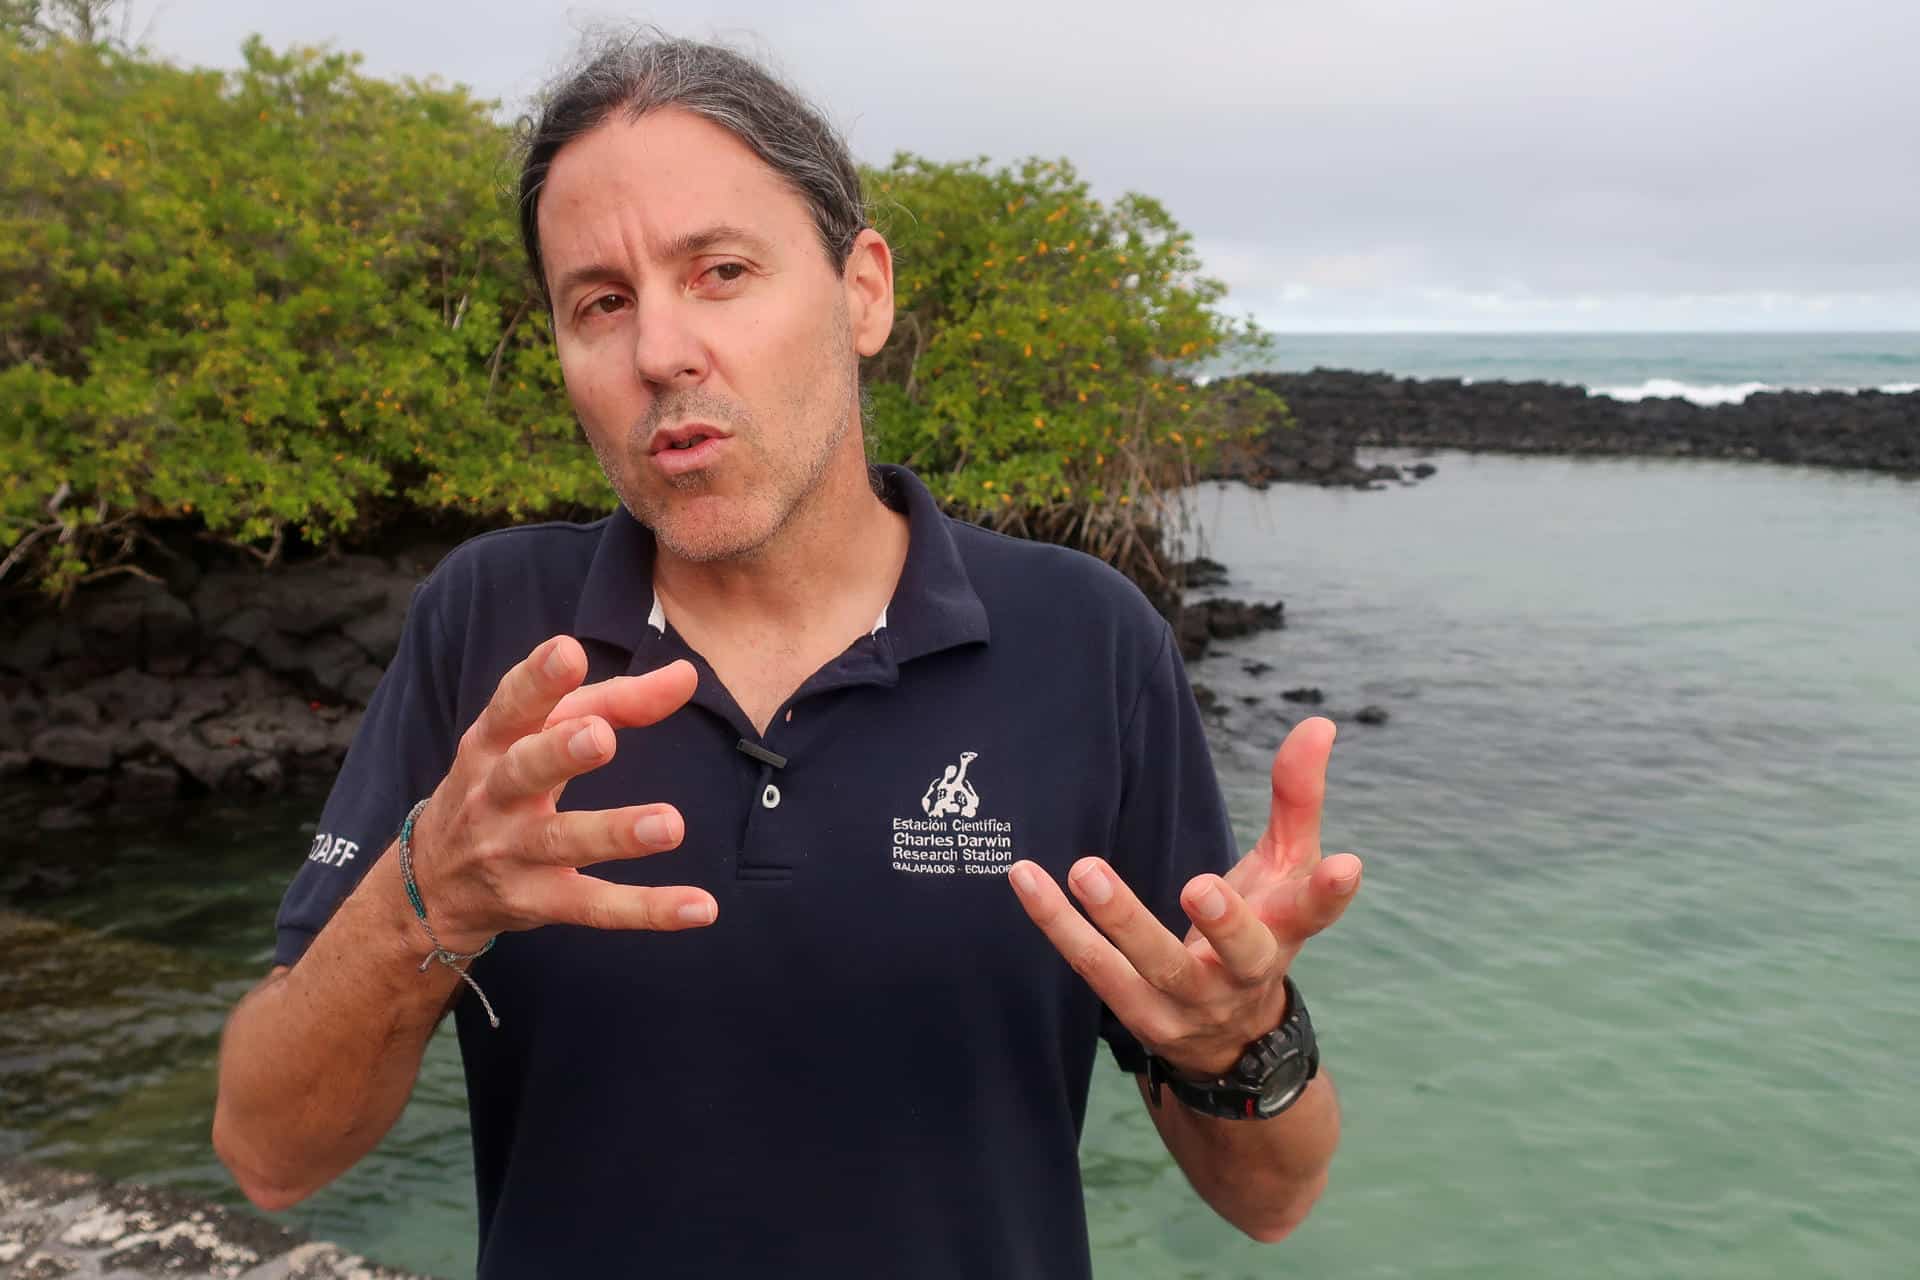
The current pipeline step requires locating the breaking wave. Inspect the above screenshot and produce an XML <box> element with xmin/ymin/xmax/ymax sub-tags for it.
<box><xmin>1591</xmin><ymin>378</ymin><xmax>1919</xmax><ymax>406</ymax></box>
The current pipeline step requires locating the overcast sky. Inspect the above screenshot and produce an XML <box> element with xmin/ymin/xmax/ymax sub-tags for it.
<box><xmin>134</xmin><ymin>0</ymin><xmax>1918</xmax><ymax>333</ymax></box>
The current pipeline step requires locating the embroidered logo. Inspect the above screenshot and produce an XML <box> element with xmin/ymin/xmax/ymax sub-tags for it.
<box><xmin>894</xmin><ymin>752</ymin><xmax>1016</xmax><ymax>877</ymax></box>
<box><xmin>921</xmin><ymin>751</ymin><xmax>981</xmax><ymax>818</ymax></box>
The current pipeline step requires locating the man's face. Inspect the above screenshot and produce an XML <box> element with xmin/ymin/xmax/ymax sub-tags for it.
<box><xmin>538</xmin><ymin>108</ymin><xmax>888</xmax><ymax>562</ymax></box>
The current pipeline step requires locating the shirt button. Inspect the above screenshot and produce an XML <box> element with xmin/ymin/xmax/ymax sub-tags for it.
<box><xmin>761</xmin><ymin>783</ymin><xmax>781</xmax><ymax>810</ymax></box>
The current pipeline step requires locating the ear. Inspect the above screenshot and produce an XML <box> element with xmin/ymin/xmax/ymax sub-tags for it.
<box><xmin>842</xmin><ymin>228</ymin><xmax>895</xmax><ymax>357</ymax></box>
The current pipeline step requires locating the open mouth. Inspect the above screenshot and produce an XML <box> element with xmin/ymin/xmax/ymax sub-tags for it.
<box><xmin>666</xmin><ymin>434</ymin><xmax>709</xmax><ymax>451</ymax></box>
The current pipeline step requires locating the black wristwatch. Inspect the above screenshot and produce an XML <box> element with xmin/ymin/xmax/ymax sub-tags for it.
<box><xmin>1146</xmin><ymin>976</ymin><xmax>1319</xmax><ymax>1120</ymax></box>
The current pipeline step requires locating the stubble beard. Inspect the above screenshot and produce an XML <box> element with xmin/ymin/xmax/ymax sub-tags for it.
<box><xmin>593</xmin><ymin>304</ymin><xmax>859</xmax><ymax>564</ymax></box>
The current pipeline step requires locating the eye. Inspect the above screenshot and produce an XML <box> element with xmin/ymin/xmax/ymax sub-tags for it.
<box><xmin>697</xmin><ymin>261</ymin><xmax>749</xmax><ymax>291</ymax></box>
<box><xmin>590</xmin><ymin>293</ymin><xmax>629</xmax><ymax>316</ymax></box>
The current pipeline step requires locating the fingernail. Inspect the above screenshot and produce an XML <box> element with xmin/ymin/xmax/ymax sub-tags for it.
<box><xmin>634</xmin><ymin>814</ymin><xmax>673</xmax><ymax>845</ymax></box>
<box><xmin>544</xmin><ymin>642</ymin><xmax>571</xmax><ymax>680</ymax></box>
<box><xmin>677</xmin><ymin>901</ymin><xmax>715</xmax><ymax>925</ymax></box>
<box><xmin>1334</xmin><ymin>873</ymin><xmax>1359</xmax><ymax>896</ymax></box>
<box><xmin>1196</xmin><ymin>884</ymin><xmax>1227</xmax><ymax>920</ymax></box>
<box><xmin>1009</xmin><ymin>864</ymin><xmax>1036</xmax><ymax>895</ymax></box>
<box><xmin>568</xmin><ymin>726</ymin><xmax>601</xmax><ymax>760</ymax></box>
<box><xmin>1075</xmin><ymin>866</ymin><xmax>1113</xmax><ymax>905</ymax></box>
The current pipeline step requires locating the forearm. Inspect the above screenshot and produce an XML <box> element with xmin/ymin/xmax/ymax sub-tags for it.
<box><xmin>212</xmin><ymin>843</ymin><xmax>458</xmax><ymax>1211</ymax></box>
<box><xmin>1141</xmin><ymin>1067</ymin><xmax>1340</xmax><ymax>1243</ymax></box>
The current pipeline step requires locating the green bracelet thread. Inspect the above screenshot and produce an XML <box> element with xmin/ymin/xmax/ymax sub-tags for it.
<box><xmin>398</xmin><ymin>797</ymin><xmax>500</xmax><ymax>1028</ymax></box>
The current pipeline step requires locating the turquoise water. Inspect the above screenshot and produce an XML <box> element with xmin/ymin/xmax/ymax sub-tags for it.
<box><xmin>1209</xmin><ymin>331</ymin><xmax>1920</xmax><ymax>403</ymax></box>
<box><xmin>4</xmin><ymin>449</ymin><xmax>1918</xmax><ymax>1276</ymax></box>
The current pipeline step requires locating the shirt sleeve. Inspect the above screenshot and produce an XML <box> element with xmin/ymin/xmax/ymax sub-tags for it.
<box><xmin>1099</xmin><ymin>621</ymin><xmax>1239</xmax><ymax>1073</ymax></box>
<box><xmin>271</xmin><ymin>579</ymin><xmax>461</xmax><ymax>968</ymax></box>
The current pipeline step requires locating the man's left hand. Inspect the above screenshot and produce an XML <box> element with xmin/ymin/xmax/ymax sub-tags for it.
<box><xmin>1009</xmin><ymin>716</ymin><xmax>1362</xmax><ymax>1077</ymax></box>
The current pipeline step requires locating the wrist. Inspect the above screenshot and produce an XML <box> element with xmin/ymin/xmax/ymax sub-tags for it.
<box><xmin>396</xmin><ymin>800</ymin><xmax>493</xmax><ymax>956</ymax></box>
<box><xmin>1147</xmin><ymin>977</ymin><xmax>1318</xmax><ymax>1121</ymax></box>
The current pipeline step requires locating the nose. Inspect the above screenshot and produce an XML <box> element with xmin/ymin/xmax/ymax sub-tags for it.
<box><xmin>631</xmin><ymin>291</ymin><xmax>708</xmax><ymax>389</ymax></box>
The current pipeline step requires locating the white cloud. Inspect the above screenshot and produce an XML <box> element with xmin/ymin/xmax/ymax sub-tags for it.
<box><xmin>135</xmin><ymin>0</ymin><xmax>1920</xmax><ymax>332</ymax></box>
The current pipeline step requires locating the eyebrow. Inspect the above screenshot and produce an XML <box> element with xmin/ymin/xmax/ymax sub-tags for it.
<box><xmin>550</xmin><ymin>224</ymin><xmax>775</xmax><ymax>303</ymax></box>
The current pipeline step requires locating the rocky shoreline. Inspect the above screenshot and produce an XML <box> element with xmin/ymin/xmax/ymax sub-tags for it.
<box><xmin>11</xmin><ymin>370</ymin><xmax>1908</xmax><ymax>812</ymax></box>
<box><xmin>0</xmin><ymin>1159</ymin><xmax>427</xmax><ymax>1279</ymax></box>
<box><xmin>1210</xmin><ymin>370</ymin><xmax>1919</xmax><ymax>488</ymax></box>
<box><xmin>1</xmin><ymin>547</ymin><xmax>446</xmax><ymax>827</ymax></box>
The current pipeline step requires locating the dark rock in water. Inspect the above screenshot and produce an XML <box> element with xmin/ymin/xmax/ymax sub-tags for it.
<box><xmin>1207</xmin><ymin>369</ymin><xmax>1920</xmax><ymax>482</ymax></box>
<box><xmin>27</xmin><ymin>725</ymin><xmax>117</xmax><ymax>771</ymax></box>
<box><xmin>1178</xmin><ymin>556</ymin><xmax>1231</xmax><ymax>588</ymax></box>
<box><xmin>1410</xmin><ymin>462</ymin><xmax>1438</xmax><ymax>478</ymax></box>
<box><xmin>137</xmin><ymin>718</ymin><xmax>251</xmax><ymax>790</ymax></box>
<box><xmin>1175</xmin><ymin>608</ymin><xmax>1212</xmax><ymax>662</ymax></box>
<box><xmin>1199</xmin><ymin>598</ymin><xmax>1286</xmax><ymax>639</ymax></box>
<box><xmin>1355</xmin><ymin>705</ymin><xmax>1390</xmax><ymax>725</ymax></box>
<box><xmin>1176</xmin><ymin>597</ymin><xmax>1285</xmax><ymax>660</ymax></box>
<box><xmin>1192</xmin><ymin>683</ymin><xmax>1220</xmax><ymax>715</ymax></box>
<box><xmin>1281</xmin><ymin>687</ymin><xmax>1325</xmax><ymax>705</ymax></box>
<box><xmin>1242</xmin><ymin>660</ymin><xmax>1274</xmax><ymax>677</ymax></box>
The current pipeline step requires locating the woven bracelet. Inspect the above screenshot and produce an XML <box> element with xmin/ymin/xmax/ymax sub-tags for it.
<box><xmin>398</xmin><ymin>797</ymin><xmax>500</xmax><ymax>1028</ymax></box>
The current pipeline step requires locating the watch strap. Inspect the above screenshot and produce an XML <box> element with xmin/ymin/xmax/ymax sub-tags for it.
<box><xmin>1146</xmin><ymin>976</ymin><xmax>1319</xmax><ymax>1120</ymax></box>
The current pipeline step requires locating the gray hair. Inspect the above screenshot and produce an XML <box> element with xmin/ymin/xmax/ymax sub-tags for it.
<box><xmin>515</xmin><ymin>30</ymin><xmax>868</xmax><ymax>304</ymax></box>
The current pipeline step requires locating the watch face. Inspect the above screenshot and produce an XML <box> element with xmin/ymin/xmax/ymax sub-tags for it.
<box><xmin>1254</xmin><ymin>1048</ymin><xmax>1313</xmax><ymax>1117</ymax></box>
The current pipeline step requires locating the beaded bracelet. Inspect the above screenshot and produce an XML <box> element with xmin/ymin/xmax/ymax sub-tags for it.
<box><xmin>398</xmin><ymin>797</ymin><xmax>500</xmax><ymax>1028</ymax></box>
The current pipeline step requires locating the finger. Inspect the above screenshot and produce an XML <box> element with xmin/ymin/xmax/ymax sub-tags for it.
<box><xmin>1179</xmin><ymin>873</ymin><xmax>1279</xmax><ymax>983</ymax></box>
<box><xmin>1065</xmin><ymin>857</ymin><xmax>1203</xmax><ymax>1000</ymax></box>
<box><xmin>1007</xmin><ymin>861</ymin><xmax>1170</xmax><ymax>1034</ymax></box>
<box><xmin>469</xmin><ymin>636</ymin><xmax>588</xmax><ymax>757</ymax></box>
<box><xmin>486</xmin><ymin>714</ymin><xmax>613</xmax><ymax>807</ymax></box>
<box><xmin>543</xmin><ymin>660</ymin><xmax>699</xmax><ymax>732</ymax></box>
<box><xmin>524</xmin><ymin>803</ymin><xmax>686</xmax><ymax>868</ymax></box>
<box><xmin>1270</xmin><ymin>852</ymin><xmax>1365</xmax><ymax>944</ymax></box>
<box><xmin>542</xmin><ymin>875</ymin><xmax>718</xmax><ymax>932</ymax></box>
<box><xmin>1255</xmin><ymin>716</ymin><xmax>1336</xmax><ymax>870</ymax></box>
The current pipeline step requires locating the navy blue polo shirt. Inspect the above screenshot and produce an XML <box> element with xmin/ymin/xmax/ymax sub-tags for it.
<box><xmin>275</xmin><ymin>464</ymin><xmax>1236</xmax><ymax>1279</ymax></box>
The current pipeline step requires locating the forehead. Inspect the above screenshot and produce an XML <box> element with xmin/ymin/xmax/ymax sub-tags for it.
<box><xmin>537</xmin><ymin>108</ymin><xmax>812</xmax><ymax>265</ymax></box>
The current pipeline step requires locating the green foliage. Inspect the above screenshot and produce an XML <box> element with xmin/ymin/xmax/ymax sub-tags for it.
<box><xmin>863</xmin><ymin>155</ymin><xmax>1284</xmax><ymax>581</ymax></box>
<box><xmin>2</xmin><ymin>34</ymin><xmax>1282</xmax><ymax>601</ymax></box>
<box><xmin>0</xmin><ymin>34</ymin><xmax>590</xmax><ymax>596</ymax></box>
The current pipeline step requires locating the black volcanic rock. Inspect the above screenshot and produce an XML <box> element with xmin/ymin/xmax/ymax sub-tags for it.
<box><xmin>1208</xmin><ymin>370</ymin><xmax>1919</xmax><ymax>482</ymax></box>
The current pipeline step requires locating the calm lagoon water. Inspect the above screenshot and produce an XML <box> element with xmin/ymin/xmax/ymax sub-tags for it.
<box><xmin>4</xmin><ymin>449</ymin><xmax>1917</xmax><ymax>1277</ymax></box>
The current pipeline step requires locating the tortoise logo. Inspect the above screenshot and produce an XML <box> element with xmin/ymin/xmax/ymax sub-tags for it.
<box><xmin>920</xmin><ymin>751</ymin><xmax>981</xmax><ymax>819</ymax></box>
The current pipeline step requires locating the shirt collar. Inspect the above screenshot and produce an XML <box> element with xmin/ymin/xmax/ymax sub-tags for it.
<box><xmin>573</xmin><ymin>463</ymin><xmax>989</xmax><ymax>663</ymax></box>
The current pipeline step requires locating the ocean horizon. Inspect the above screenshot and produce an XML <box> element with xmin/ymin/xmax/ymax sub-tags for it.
<box><xmin>1207</xmin><ymin>330</ymin><xmax>1920</xmax><ymax>406</ymax></box>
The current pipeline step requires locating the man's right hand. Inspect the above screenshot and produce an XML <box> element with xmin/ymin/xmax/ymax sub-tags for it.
<box><xmin>402</xmin><ymin>635</ymin><xmax>715</xmax><ymax>952</ymax></box>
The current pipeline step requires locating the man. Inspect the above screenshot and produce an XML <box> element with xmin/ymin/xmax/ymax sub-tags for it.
<box><xmin>213</xmin><ymin>32</ymin><xmax>1364</xmax><ymax>1279</ymax></box>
